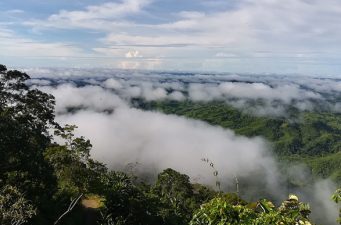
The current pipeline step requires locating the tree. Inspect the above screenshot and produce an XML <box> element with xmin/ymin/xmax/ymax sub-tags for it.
<box><xmin>44</xmin><ymin>124</ymin><xmax>106</xmax><ymax>197</ymax></box>
<box><xmin>0</xmin><ymin>65</ymin><xmax>56</xmax><ymax>133</ymax></box>
<box><xmin>152</xmin><ymin>168</ymin><xmax>198</xmax><ymax>225</ymax></box>
<box><xmin>99</xmin><ymin>171</ymin><xmax>162</xmax><ymax>225</ymax></box>
<box><xmin>0</xmin><ymin>64</ymin><xmax>57</xmax><ymax>223</ymax></box>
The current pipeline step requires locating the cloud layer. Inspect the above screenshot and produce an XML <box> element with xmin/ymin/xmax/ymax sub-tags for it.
<box><xmin>27</xmin><ymin>68</ymin><xmax>341</xmax><ymax>116</ymax></box>
<box><xmin>39</xmin><ymin>78</ymin><xmax>282</xmax><ymax>198</ymax></box>
<box><xmin>26</xmin><ymin>69</ymin><xmax>340</xmax><ymax>224</ymax></box>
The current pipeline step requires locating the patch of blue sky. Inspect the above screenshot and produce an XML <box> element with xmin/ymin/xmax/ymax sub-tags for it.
<box><xmin>0</xmin><ymin>0</ymin><xmax>106</xmax><ymax>16</ymax></box>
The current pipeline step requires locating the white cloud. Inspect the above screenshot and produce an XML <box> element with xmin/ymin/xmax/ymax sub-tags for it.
<box><xmin>39</xmin><ymin>84</ymin><xmax>128</xmax><ymax>114</ymax></box>
<box><xmin>25</xmin><ymin>0</ymin><xmax>152</xmax><ymax>31</ymax></box>
<box><xmin>168</xmin><ymin>91</ymin><xmax>185</xmax><ymax>101</ymax></box>
<box><xmin>103</xmin><ymin>78</ymin><xmax>123</xmax><ymax>89</ymax></box>
<box><xmin>102</xmin><ymin>34</ymin><xmax>196</xmax><ymax>46</ymax></box>
<box><xmin>117</xmin><ymin>58</ymin><xmax>163</xmax><ymax>70</ymax></box>
<box><xmin>215</xmin><ymin>52</ymin><xmax>239</xmax><ymax>58</ymax></box>
<box><xmin>50</xmin><ymin>0</ymin><xmax>150</xmax><ymax>21</ymax></box>
<box><xmin>188</xmin><ymin>82</ymin><xmax>321</xmax><ymax>103</ymax></box>
<box><xmin>125</xmin><ymin>50</ymin><xmax>142</xmax><ymax>58</ymax></box>
<box><xmin>177</xmin><ymin>11</ymin><xmax>206</xmax><ymax>19</ymax></box>
<box><xmin>26</xmin><ymin>0</ymin><xmax>341</xmax><ymax>51</ymax></box>
<box><xmin>56</xmin><ymin>97</ymin><xmax>282</xmax><ymax>198</ymax></box>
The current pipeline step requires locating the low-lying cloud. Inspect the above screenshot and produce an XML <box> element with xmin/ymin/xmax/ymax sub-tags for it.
<box><xmin>39</xmin><ymin>84</ymin><xmax>127</xmax><ymax>114</ymax></box>
<box><xmin>34</xmin><ymin>74</ymin><xmax>340</xmax><ymax>224</ymax></box>
<box><xmin>26</xmin><ymin>68</ymin><xmax>341</xmax><ymax>116</ymax></box>
<box><xmin>42</xmin><ymin>83</ymin><xmax>279</xmax><ymax>188</ymax></box>
<box><xmin>188</xmin><ymin>82</ymin><xmax>321</xmax><ymax>103</ymax></box>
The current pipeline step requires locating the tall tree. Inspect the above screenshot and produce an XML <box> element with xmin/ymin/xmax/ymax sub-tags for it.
<box><xmin>0</xmin><ymin>65</ymin><xmax>57</xmax><ymax>223</ymax></box>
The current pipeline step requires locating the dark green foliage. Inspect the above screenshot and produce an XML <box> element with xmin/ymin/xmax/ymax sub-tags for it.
<box><xmin>152</xmin><ymin>168</ymin><xmax>199</xmax><ymax>224</ymax></box>
<box><xmin>97</xmin><ymin>169</ymin><xmax>218</xmax><ymax>225</ymax></box>
<box><xmin>0</xmin><ymin>64</ymin><xmax>6</xmax><ymax>72</ymax></box>
<box><xmin>43</xmin><ymin>125</ymin><xmax>108</xmax><ymax>225</ymax></box>
<box><xmin>0</xmin><ymin>65</ymin><xmax>58</xmax><ymax>223</ymax></box>
<box><xmin>192</xmin><ymin>183</ymin><xmax>217</xmax><ymax>205</ymax></box>
<box><xmin>99</xmin><ymin>171</ymin><xmax>163</xmax><ymax>225</ymax></box>
<box><xmin>303</xmin><ymin>152</ymin><xmax>341</xmax><ymax>182</ymax></box>
<box><xmin>45</xmin><ymin>124</ymin><xmax>106</xmax><ymax>197</ymax></box>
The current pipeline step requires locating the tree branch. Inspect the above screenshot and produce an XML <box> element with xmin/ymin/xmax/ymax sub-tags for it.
<box><xmin>54</xmin><ymin>193</ymin><xmax>83</xmax><ymax>225</ymax></box>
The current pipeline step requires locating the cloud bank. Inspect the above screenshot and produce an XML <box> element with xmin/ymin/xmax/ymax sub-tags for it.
<box><xmin>26</xmin><ymin>68</ymin><xmax>341</xmax><ymax>116</ymax></box>
<box><xmin>28</xmin><ymin>69</ymin><xmax>340</xmax><ymax>224</ymax></box>
<box><xmin>40</xmin><ymin>81</ymin><xmax>281</xmax><ymax>197</ymax></box>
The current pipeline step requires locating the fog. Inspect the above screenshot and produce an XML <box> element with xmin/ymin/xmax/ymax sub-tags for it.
<box><xmin>28</xmin><ymin>68</ymin><xmax>340</xmax><ymax>224</ymax></box>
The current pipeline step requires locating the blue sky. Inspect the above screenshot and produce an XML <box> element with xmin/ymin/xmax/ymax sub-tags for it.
<box><xmin>1</xmin><ymin>0</ymin><xmax>341</xmax><ymax>76</ymax></box>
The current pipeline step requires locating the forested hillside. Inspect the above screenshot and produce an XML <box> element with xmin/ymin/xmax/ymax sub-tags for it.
<box><xmin>135</xmin><ymin>100</ymin><xmax>341</xmax><ymax>183</ymax></box>
<box><xmin>0</xmin><ymin>65</ymin><xmax>340</xmax><ymax>225</ymax></box>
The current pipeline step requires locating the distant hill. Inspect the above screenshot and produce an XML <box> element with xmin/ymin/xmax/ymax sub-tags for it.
<box><xmin>135</xmin><ymin>100</ymin><xmax>341</xmax><ymax>184</ymax></box>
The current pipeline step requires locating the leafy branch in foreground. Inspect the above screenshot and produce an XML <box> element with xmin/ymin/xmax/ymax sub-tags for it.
<box><xmin>332</xmin><ymin>188</ymin><xmax>341</xmax><ymax>224</ymax></box>
<box><xmin>190</xmin><ymin>194</ymin><xmax>312</xmax><ymax>225</ymax></box>
<box><xmin>0</xmin><ymin>185</ymin><xmax>37</xmax><ymax>225</ymax></box>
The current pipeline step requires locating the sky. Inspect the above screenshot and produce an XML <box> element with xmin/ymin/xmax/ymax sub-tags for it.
<box><xmin>1</xmin><ymin>0</ymin><xmax>341</xmax><ymax>76</ymax></box>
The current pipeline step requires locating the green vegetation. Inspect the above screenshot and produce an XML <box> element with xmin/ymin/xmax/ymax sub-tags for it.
<box><xmin>332</xmin><ymin>188</ymin><xmax>341</xmax><ymax>223</ymax></box>
<box><xmin>0</xmin><ymin>185</ymin><xmax>37</xmax><ymax>225</ymax></box>
<box><xmin>0</xmin><ymin>65</ymin><xmax>340</xmax><ymax>224</ymax></box>
<box><xmin>190</xmin><ymin>194</ymin><xmax>312</xmax><ymax>225</ymax></box>
<box><xmin>135</xmin><ymin>100</ymin><xmax>341</xmax><ymax>183</ymax></box>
